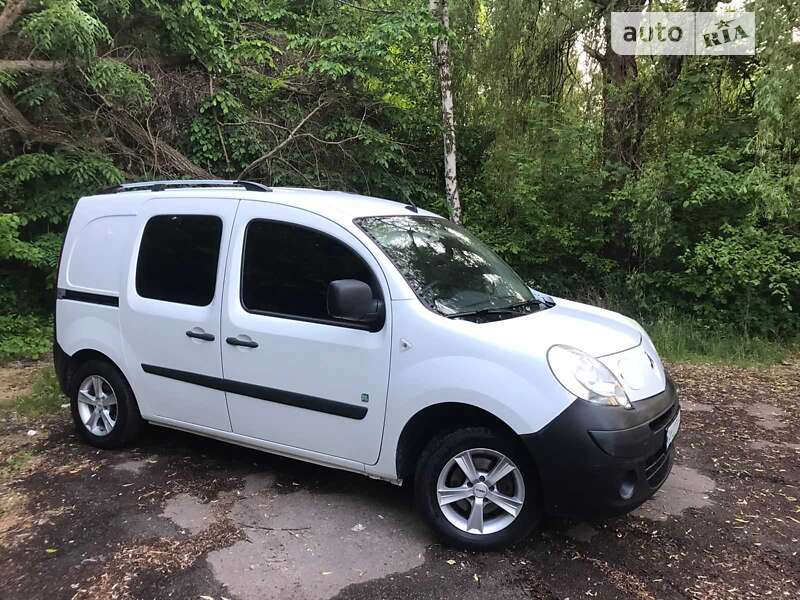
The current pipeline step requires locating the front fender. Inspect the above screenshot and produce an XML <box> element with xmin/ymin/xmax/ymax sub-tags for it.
<box><xmin>371</xmin><ymin>354</ymin><xmax>574</xmax><ymax>479</ymax></box>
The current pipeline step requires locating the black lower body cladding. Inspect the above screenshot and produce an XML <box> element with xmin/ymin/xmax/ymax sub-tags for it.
<box><xmin>53</xmin><ymin>338</ymin><xmax>71</xmax><ymax>396</ymax></box>
<box><xmin>522</xmin><ymin>376</ymin><xmax>680</xmax><ymax>517</ymax></box>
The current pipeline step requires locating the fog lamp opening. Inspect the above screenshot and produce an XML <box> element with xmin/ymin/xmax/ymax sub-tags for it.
<box><xmin>619</xmin><ymin>471</ymin><xmax>638</xmax><ymax>500</ymax></box>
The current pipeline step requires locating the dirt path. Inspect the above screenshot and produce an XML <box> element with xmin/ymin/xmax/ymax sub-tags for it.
<box><xmin>0</xmin><ymin>360</ymin><xmax>797</xmax><ymax>600</ymax></box>
<box><xmin>0</xmin><ymin>361</ymin><xmax>42</xmax><ymax>407</ymax></box>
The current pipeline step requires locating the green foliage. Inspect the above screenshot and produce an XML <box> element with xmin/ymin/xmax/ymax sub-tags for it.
<box><xmin>88</xmin><ymin>59</ymin><xmax>152</xmax><ymax>108</ymax></box>
<box><xmin>22</xmin><ymin>0</ymin><xmax>112</xmax><ymax>58</ymax></box>
<box><xmin>142</xmin><ymin>0</ymin><xmax>291</xmax><ymax>71</ymax></box>
<box><xmin>0</xmin><ymin>315</ymin><xmax>52</xmax><ymax>364</ymax></box>
<box><xmin>451</xmin><ymin>0</ymin><xmax>799</xmax><ymax>345</ymax></box>
<box><xmin>0</xmin><ymin>153</ymin><xmax>122</xmax><ymax>312</ymax></box>
<box><xmin>677</xmin><ymin>224</ymin><xmax>800</xmax><ymax>336</ymax></box>
<box><xmin>14</xmin><ymin>81</ymin><xmax>61</xmax><ymax>109</ymax></box>
<box><xmin>467</xmin><ymin>99</ymin><xmax>612</xmax><ymax>291</ymax></box>
<box><xmin>13</xmin><ymin>366</ymin><xmax>65</xmax><ymax>417</ymax></box>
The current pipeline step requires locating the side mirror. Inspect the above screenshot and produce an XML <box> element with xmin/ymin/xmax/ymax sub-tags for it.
<box><xmin>327</xmin><ymin>279</ymin><xmax>384</xmax><ymax>329</ymax></box>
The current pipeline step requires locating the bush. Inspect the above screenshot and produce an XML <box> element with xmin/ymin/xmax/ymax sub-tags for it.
<box><xmin>674</xmin><ymin>224</ymin><xmax>800</xmax><ymax>337</ymax></box>
<box><xmin>0</xmin><ymin>314</ymin><xmax>52</xmax><ymax>364</ymax></box>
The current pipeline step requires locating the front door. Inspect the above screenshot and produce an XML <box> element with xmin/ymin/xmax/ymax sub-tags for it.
<box><xmin>220</xmin><ymin>201</ymin><xmax>391</xmax><ymax>464</ymax></box>
<box><xmin>121</xmin><ymin>197</ymin><xmax>239</xmax><ymax>431</ymax></box>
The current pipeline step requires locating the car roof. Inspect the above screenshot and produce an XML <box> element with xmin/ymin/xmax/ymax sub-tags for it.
<box><xmin>86</xmin><ymin>185</ymin><xmax>441</xmax><ymax>223</ymax></box>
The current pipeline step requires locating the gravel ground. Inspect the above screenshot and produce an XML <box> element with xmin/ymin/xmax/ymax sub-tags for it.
<box><xmin>0</xmin><ymin>360</ymin><xmax>798</xmax><ymax>600</ymax></box>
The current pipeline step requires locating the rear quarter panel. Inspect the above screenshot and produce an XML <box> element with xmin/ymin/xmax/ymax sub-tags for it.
<box><xmin>56</xmin><ymin>195</ymin><xmax>140</xmax><ymax>384</ymax></box>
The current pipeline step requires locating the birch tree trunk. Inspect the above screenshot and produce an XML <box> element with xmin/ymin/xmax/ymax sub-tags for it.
<box><xmin>429</xmin><ymin>0</ymin><xmax>462</xmax><ymax>223</ymax></box>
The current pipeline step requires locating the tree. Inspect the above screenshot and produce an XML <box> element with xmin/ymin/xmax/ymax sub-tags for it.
<box><xmin>1</xmin><ymin>0</ymin><xmax>798</xmax><ymax>345</ymax></box>
<box><xmin>430</xmin><ymin>0</ymin><xmax>462</xmax><ymax>222</ymax></box>
<box><xmin>586</xmin><ymin>0</ymin><xmax>720</xmax><ymax>171</ymax></box>
<box><xmin>0</xmin><ymin>0</ymin><xmax>441</xmax><ymax>317</ymax></box>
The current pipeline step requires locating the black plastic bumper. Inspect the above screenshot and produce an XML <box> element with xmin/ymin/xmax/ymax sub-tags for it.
<box><xmin>53</xmin><ymin>338</ymin><xmax>71</xmax><ymax>396</ymax></box>
<box><xmin>522</xmin><ymin>377</ymin><xmax>680</xmax><ymax>518</ymax></box>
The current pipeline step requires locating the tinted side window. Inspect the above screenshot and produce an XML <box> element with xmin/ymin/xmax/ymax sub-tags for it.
<box><xmin>242</xmin><ymin>220</ymin><xmax>376</xmax><ymax>321</ymax></box>
<box><xmin>136</xmin><ymin>215</ymin><xmax>222</xmax><ymax>306</ymax></box>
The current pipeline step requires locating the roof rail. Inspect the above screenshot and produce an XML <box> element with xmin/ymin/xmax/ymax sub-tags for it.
<box><xmin>98</xmin><ymin>179</ymin><xmax>272</xmax><ymax>194</ymax></box>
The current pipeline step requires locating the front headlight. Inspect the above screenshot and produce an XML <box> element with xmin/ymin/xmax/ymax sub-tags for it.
<box><xmin>547</xmin><ymin>344</ymin><xmax>632</xmax><ymax>409</ymax></box>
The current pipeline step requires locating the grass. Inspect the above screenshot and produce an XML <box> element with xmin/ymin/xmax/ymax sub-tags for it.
<box><xmin>12</xmin><ymin>366</ymin><xmax>66</xmax><ymax>418</ymax></box>
<box><xmin>645</xmin><ymin>317</ymin><xmax>797</xmax><ymax>367</ymax></box>
<box><xmin>1</xmin><ymin>450</ymin><xmax>34</xmax><ymax>476</ymax></box>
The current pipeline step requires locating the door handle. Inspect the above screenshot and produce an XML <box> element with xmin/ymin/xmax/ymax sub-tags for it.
<box><xmin>226</xmin><ymin>336</ymin><xmax>258</xmax><ymax>348</ymax></box>
<box><xmin>186</xmin><ymin>330</ymin><xmax>215</xmax><ymax>341</ymax></box>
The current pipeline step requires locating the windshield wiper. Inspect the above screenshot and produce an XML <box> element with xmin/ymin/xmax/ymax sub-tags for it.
<box><xmin>504</xmin><ymin>298</ymin><xmax>540</xmax><ymax>310</ymax></box>
<box><xmin>444</xmin><ymin>298</ymin><xmax>545</xmax><ymax>320</ymax></box>
<box><xmin>445</xmin><ymin>306</ymin><xmax>518</xmax><ymax>319</ymax></box>
<box><xmin>445</xmin><ymin>300</ymin><xmax>533</xmax><ymax>319</ymax></box>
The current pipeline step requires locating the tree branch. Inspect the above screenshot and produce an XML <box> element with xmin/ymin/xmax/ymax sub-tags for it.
<box><xmin>584</xmin><ymin>45</ymin><xmax>606</xmax><ymax>66</ymax></box>
<box><xmin>238</xmin><ymin>99</ymin><xmax>329</xmax><ymax>179</ymax></box>
<box><xmin>0</xmin><ymin>90</ymin><xmax>71</xmax><ymax>146</ymax></box>
<box><xmin>0</xmin><ymin>60</ymin><xmax>66</xmax><ymax>73</ymax></box>
<box><xmin>112</xmin><ymin>110</ymin><xmax>211</xmax><ymax>178</ymax></box>
<box><xmin>335</xmin><ymin>1</ymin><xmax>397</xmax><ymax>15</ymax></box>
<box><xmin>0</xmin><ymin>57</ymin><xmax>187</xmax><ymax>73</ymax></box>
<box><xmin>294</xmin><ymin>106</ymin><xmax>367</xmax><ymax>147</ymax></box>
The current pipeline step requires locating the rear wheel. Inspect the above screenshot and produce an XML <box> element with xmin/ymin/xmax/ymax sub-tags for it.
<box><xmin>415</xmin><ymin>427</ymin><xmax>541</xmax><ymax>550</ymax></box>
<box><xmin>70</xmin><ymin>360</ymin><xmax>142</xmax><ymax>449</ymax></box>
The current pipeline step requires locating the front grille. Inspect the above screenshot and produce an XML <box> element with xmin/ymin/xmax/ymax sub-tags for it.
<box><xmin>649</xmin><ymin>402</ymin><xmax>678</xmax><ymax>433</ymax></box>
<box><xmin>644</xmin><ymin>446</ymin><xmax>670</xmax><ymax>486</ymax></box>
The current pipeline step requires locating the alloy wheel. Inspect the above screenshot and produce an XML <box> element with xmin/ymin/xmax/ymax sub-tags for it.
<box><xmin>436</xmin><ymin>447</ymin><xmax>525</xmax><ymax>535</ymax></box>
<box><xmin>77</xmin><ymin>375</ymin><xmax>118</xmax><ymax>436</ymax></box>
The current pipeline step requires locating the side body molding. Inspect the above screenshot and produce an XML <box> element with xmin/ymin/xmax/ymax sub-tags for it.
<box><xmin>141</xmin><ymin>364</ymin><xmax>368</xmax><ymax>420</ymax></box>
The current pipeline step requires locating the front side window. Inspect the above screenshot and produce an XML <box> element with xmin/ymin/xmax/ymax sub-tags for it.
<box><xmin>136</xmin><ymin>215</ymin><xmax>222</xmax><ymax>306</ymax></box>
<box><xmin>242</xmin><ymin>220</ymin><xmax>378</xmax><ymax>323</ymax></box>
<box><xmin>356</xmin><ymin>216</ymin><xmax>536</xmax><ymax>318</ymax></box>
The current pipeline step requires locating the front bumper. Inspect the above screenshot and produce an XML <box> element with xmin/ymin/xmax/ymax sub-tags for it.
<box><xmin>522</xmin><ymin>376</ymin><xmax>679</xmax><ymax>517</ymax></box>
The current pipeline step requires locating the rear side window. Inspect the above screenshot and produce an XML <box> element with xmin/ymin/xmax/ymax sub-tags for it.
<box><xmin>242</xmin><ymin>220</ymin><xmax>377</xmax><ymax>322</ymax></box>
<box><xmin>136</xmin><ymin>215</ymin><xmax>222</xmax><ymax>306</ymax></box>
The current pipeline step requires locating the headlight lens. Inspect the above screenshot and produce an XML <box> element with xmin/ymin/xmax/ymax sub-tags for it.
<box><xmin>547</xmin><ymin>344</ymin><xmax>632</xmax><ymax>409</ymax></box>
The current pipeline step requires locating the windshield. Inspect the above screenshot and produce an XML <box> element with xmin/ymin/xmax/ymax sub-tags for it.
<box><xmin>355</xmin><ymin>215</ymin><xmax>534</xmax><ymax>316</ymax></box>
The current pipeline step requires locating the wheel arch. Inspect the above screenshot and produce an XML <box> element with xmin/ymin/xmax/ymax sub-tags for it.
<box><xmin>56</xmin><ymin>344</ymin><xmax>134</xmax><ymax>400</ymax></box>
<box><xmin>395</xmin><ymin>402</ymin><xmax>530</xmax><ymax>483</ymax></box>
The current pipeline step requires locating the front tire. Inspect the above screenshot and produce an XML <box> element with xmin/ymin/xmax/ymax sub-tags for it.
<box><xmin>70</xmin><ymin>359</ymin><xmax>143</xmax><ymax>449</ymax></box>
<box><xmin>415</xmin><ymin>427</ymin><xmax>541</xmax><ymax>550</ymax></box>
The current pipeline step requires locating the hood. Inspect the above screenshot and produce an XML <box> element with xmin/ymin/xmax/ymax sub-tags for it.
<box><xmin>480</xmin><ymin>297</ymin><xmax>643</xmax><ymax>358</ymax></box>
<box><xmin>448</xmin><ymin>297</ymin><xmax>666</xmax><ymax>402</ymax></box>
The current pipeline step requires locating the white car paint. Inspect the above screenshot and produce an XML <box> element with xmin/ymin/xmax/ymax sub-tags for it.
<box><xmin>121</xmin><ymin>196</ymin><xmax>239</xmax><ymax>431</ymax></box>
<box><xmin>56</xmin><ymin>185</ymin><xmax>667</xmax><ymax>483</ymax></box>
<box><xmin>220</xmin><ymin>200</ymin><xmax>393</xmax><ymax>464</ymax></box>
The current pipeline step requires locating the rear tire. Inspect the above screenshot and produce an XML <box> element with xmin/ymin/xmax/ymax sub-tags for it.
<box><xmin>70</xmin><ymin>359</ymin><xmax>143</xmax><ymax>449</ymax></box>
<box><xmin>415</xmin><ymin>427</ymin><xmax>541</xmax><ymax>550</ymax></box>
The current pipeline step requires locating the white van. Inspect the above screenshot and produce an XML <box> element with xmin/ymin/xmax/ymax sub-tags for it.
<box><xmin>54</xmin><ymin>180</ymin><xmax>679</xmax><ymax>550</ymax></box>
